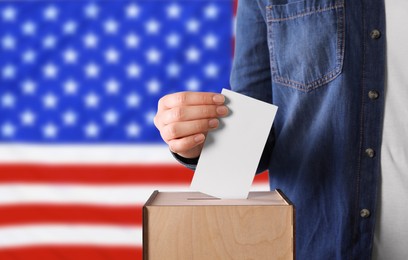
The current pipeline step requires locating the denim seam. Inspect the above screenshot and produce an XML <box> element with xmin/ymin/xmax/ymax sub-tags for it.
<box><xmin>267</xmin><ymin>3</ymin><xmax>344</xmax><ymax>22</ymax></box>
<box><xmin>273</xmin><ymin>67</ymin><xmax>342</xmax><ymax>91</ymax></box>
<box><xmin>267</xmin><ymin>10</ymin><xmax>279</xmax><ymax>78</ymax></box>
<box><xmin>336</xmin><ymin>6</ymin><xmax>345</xmax><ymax>78</ymax></box>
<box><xmin>350</xmin><ymin>2</ymin><xmax>366</xmax><ymax>258</ymax></box>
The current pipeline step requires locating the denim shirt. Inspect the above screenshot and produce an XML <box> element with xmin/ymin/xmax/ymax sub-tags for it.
<box><xmin>230</xmin><ymin>0</ymin><xmax>386</xmax><ymax>259</ymax></box>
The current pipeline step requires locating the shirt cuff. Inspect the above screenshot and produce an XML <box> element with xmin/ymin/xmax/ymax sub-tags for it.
<box><xmin>171</xmin><ymin>152</ymin><xmax>199</xmax><ymax>171</ymax></box>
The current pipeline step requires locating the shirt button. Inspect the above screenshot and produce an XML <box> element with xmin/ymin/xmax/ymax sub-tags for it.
<box><xmin>365</xmin><ymin>148</ymin><xmax>375</xmax><ymax>158</ymax></box>
<box><xmin>360</xmin><ymin>209</ymin><xmax>371</xmax><ymax>218</ymax></box>
<box><xmin>370</xmin><ymin>29</ymin><xmax>381</xmax><ymax>39</ymax></box>
<box><xmin>368</xmin><ymin>90</ymin><xmax>379</xmax><ymax>100</ymax></box>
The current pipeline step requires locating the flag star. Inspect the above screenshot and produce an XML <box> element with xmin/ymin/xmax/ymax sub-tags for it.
<box><xmin>124</xmin><ymin>33</ymin><xmax>140</xmax><ymax>48</ymax></box>
<box><xmin>185</xmin><ymin>78</ymin><xmax>201</xmax><ymax>91</ymax></box>
<box><xmin>186</xmin><ymin>19</ymin><xmax>200</xmax><ymax>33</ymax></box>
<box><xmin>20</xmin><ymin>110</ymin><xmax>36</xmax><ymax>126</ymax></box>
<box><xmin>126</xmin><ymin>63</ymin><xmax>141</xmax><ymax>78</ymax></box>
<box><xmin>22</xmin><ymin>49</ymin><xmax>36</xmax><ymax>63</ymax></box>
<box><xmin>2</xmin><ymin>64</ymin><xmax>16</xmax><ymax>79</ymax></box>
<box><xmin>21</xmin><ymin>21</ymin><xmax>36</xmax><ymax>35</ymax></box>
<box><xmin>126</xmin><ymin>122</ymin><xmax>141</xmax><ymax>138</ymax></box>
<box><xmin>204</xmin><ymin>4</ymin><xmax>219</xmax><ymax>19</ymax></box>
<box><xmin>63</xmin><ymin>48</ymin><xmax>78</xmax><ymax>64</ymax></box>
<box><xmin>43</xmin><ymin>63</ymin><xmax>58</xmax><ymax>78</ymax></box>
<box><xmin>147</xmin><ymin>79</ymin><xmax>161</xmax><ymax>94</ymax></box>
<box><xmin>44</xmin><ymin>5</ymin><xmax>59</xmax><ymax>20</ymax></box>
<box><xmin>105</xmin><ymin>78</ymin><xmax>120</xmax><ymax>94</ymax></box>
<box><xmin>63</xmin><ymin>20</ymin><xmax>77</xmax><ymax>34</ymax></box>
<box><xmin>43</xmin><ymin>92</ymin><xmax>58</xmax><ymax>108</ymax></box>
<box><xmin>83</xmin><ymin>32</ymin><xmax>99</xmax><ymax>48</ymax></box>
<box><xmin>185</xmin><ymin>47</ymin><xmax>201</xmax><ymax>62</ymax></box>
<box><xmin>1</xmin><ymin>93</ymin><xmax>15</xmax><ymax>107</ymax></box>
<box><xmin>167</xmin><ymin>3</ymin><xmax>181</xmax><ymax>18</ymax></box>
<box><xmin>43</xmin><ymin>35</ymin><xmax>57</xmax><ymax>48</ymax></box>
<box><xmin>166</xmin><ymin>33</ymin><xmax>180</xmax><ymax>48</ymax></box>
<box><xmin>126</xmin><ymin>92</ymin><xmax>141</xmax><ymax>107</ymax></box>
<box><xmin>2</xmin><ymin>6</ymin><xmax>17</xmax><ymax>21</ymax></box>
<box><xmin>145</xmin><ymin>111</ymin><xmax>156</xmax><ymax>125</ymax></box>
<box><xmin>2</xmin><ymin>122</ymin><xmax>15</xmax><ymax>137</ymax></box>
<box><xmin>2</xmin><ymin>35</ymin><xmax>16</xmax><ymax>49</ymax></box>
<box><xmin>84</xmin><ymin>92</ymin><xmax>100</xmax><ymax>108</ymax></box>
<box><xmin>105</xmin><ymin>47</ymin><xmax>120</xmax><ymax>63</ymax></box>
<box><xmin>145</xmin><ymin>19</ymin><xmax>160</xmax><ymax>34</ymax></box>
<box><xmin>84</xmin><ymin>62</ymin><xmax>100</xmax><ymax>78</ymax></box>
<box><xmin>43</xmin><ymin>123</ymin><xmax>58</xmax><ymax>138</ymax></box>
<box><xmin>167</xmin><ymin>62</ymin><xmax>181</xmax><ymax>77</ymax></box>
<box><xmin>204</xmin><ymin>63</ymin><xmax>219</xmax><ymax>78</ymax></box>
<box><xmin>62</xmin><ymin>110</ymin><xmax>77</xmax><ymax>126</ymax></box>
<box><xmin>84</xmin><ymin>3</ymin><xmax>99</xmax><ymax>19</ymax></box>
<box><xmin>63</xmin><ymin>79</ymin><xmax>79</xmax><ymax>95</ymax></box>
<box><xmin>104</xmin><ymin>19</ymin><xmax>119</xmax><ymax>34</ymax></box>
<box><xmin>21</xmin><ymin>80</ymin><xmax>37</xmax><ymax>94</ymax></box>
<box><xmin>126</xmin><ymin>3</ymin><xmax>140</xmax><ymax>18</ymax></box>
<box><xmin>84</xmin><ymin>122</ymin><xmax>99</xmax><ymax>138</ymax></box>
<box><xmin>146</xmin><ymin>48</ymin><xmax>161</xmax><ymax>64</ymax></box>
<box><xmin>203</xmin><ymin>33</ymin><xmax>218</xmax><ymax>49</ymax></box>
<box><xmin>104</xmin><ymin>109</ymin><xmax>118</xmax><ymax>125</ymax></box>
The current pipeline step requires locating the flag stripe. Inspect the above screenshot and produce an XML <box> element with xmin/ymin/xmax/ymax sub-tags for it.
<box><xmin>0</xmin><ymin>225</ymin><xmax>142</xmax><ymax>247</ymax></box>
<box><xmin>0</xmin><ymin>164</ymin><xmax>268</xmax><ymax>184</ymax></box>
<box><xmin>0</xmin><ymin>184</ymin><xmax>189</xmax><ymax>205</ymax></box>
<box><xmin>0</xmin><ymin>182</ymin><xmax>269</xmax><ymax>206</ymax></box>
<box><xmin>0</xmin><ymin>246</ymin><xmax>141</xmax><ymax>260</ymax></box>
<box><xmin>0</xmin><ymin>164</ymin><xmax>194</xmax><ymax>184</ymax></box>
<box><xmin>0</xmin><ymin>145</ymin><xmax>175</xmax><ymax>164</ymax></box>
<box><xmin>0</xmin><ymin>204</ymin><xmax>142</xmax><ymax>226</ymax></box>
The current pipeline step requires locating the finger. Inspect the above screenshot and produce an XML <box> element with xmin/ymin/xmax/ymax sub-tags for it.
<box><xmin>158</xmin><ymin>92</ymin><xmax>225</xmax><ymax>111</ymax></box>
<box><xmin>161</xmin><ymin>118</ymin><xmax>219</xmax><ymax>142</ymax></box>
<box><xmin>167</xmin><ymin>134</ymin><xmax>205</xmax><ymax>156</ymax></box>
<box><xmin>160</xmin><ymin>105</ymin><xmax>228</xmax><ymax>125</ymax></box>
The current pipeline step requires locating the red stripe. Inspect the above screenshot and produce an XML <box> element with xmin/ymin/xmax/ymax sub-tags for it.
<box><xmin>0</xmin><ymin>246</ymin><xmax>142</xmax><ymax>260</ymax></box>
<box><xmin>233</xmin><ymin>0</ymin><xmax>238</xmax><ymax>16</ymax></box>
<box><xmin>254</xmin><ymin>171</ymin><xmax>269</xmax><ymax>184</ymax></box>
<box><xmin>0</xmin><ymin>164</ymin><xmax>268</xmax><ymax>184</ymax></box>
<box><xmin>0</xmin><ymin>164</ymin><xmax>193</xmax><ymax>184</ymax></box>
<box><xmin>0</xmin><ymin>204</ymin><xmax>142</xmax><ymax>226</ymax></box>
<box><xmin>231</xmin><ymin>0</ymin><xmax>237</xmax><ymax>57</ymax></box>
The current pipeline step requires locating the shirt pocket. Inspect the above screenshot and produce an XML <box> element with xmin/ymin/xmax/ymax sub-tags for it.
<box><xmin>266</xmin><ymin>0</ymin><xmax>345</xmax><ymax>92</ymax></box>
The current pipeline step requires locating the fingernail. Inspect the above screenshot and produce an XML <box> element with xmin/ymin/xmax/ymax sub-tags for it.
<box><xmin>213</xmin><ymin>94</ymin><xmax>225</xmax><ymax>104</ymax></box>
<box><xmin>194</xmin><ymin>134</ymin><xmax>205</xmax><ymax>143</ymax></box>
<box><xmin>209</xmin><ymin>118</ymin><xmax>219</xmax><ymax>128</ymax></box>
<box><xmin>216</xmin><ymin>106</ymin><xmax>228</xmax><ymax>115</ymax></box>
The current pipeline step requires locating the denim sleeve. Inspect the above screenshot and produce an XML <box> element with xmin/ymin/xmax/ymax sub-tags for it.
<box><xmin>230</xmin><ymin>0</ymin><xmax>274</xmax><ymax>173</ymax></box>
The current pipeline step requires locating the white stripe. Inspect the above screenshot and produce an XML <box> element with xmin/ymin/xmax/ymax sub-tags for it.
<box><xmin>0</xmin><ymin>225</ymin><xmax>142</xmax><ymax>248</ymax></box>
<box><xmin>0</xmin><ymin>183</ymin><xmax>270</xmax><ymax>206</ymax></box>
<box><xmin>0</xmin><ymin>144</ymin><xmax>175</xmax><ymax>164</ymax></box>
<box><xmin>250</xmin><ymin>183</ymin><xmax>270</xmax><ymax>191</ymax></box>
<box><xmin>0</xmin><ymin>184</ymin><xmax>189</xmax><ymax>206</ymax></box>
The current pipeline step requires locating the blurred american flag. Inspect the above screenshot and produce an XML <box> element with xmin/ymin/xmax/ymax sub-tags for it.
<box><xmin>0</xmin><ymin>0</ymin><xmax>268</xmax><ymax>259</ymax></box>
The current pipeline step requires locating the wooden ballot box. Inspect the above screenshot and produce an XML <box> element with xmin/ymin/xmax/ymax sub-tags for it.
<box><xmin>143</xmin><ymin>190</ymin><xmax>294</xmax><ymax>260</ymax></box>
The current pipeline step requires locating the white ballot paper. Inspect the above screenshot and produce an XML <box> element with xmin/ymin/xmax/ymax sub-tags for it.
<box><xmin>190</xmin><ymin>88</ymin><xmax>278</xmax><ymax>199</ymax></box>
